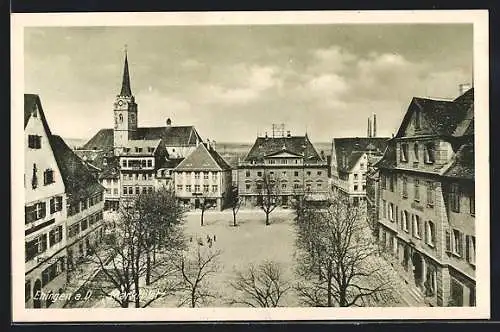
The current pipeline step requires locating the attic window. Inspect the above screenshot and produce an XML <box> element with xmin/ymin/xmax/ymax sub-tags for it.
<box><xmin>415</xmin><ymin>110</ymin><xmax>421</xmax><ymax>129</ymax></box>
<box><xmin>32</xmin><ymin>107</ymin><xmax>38</xmax><ymax>118</ymax></box>
<box><xmin>136</xmin><ymin>147</ymin><xmax>142</xmax><ymax>153</ymax></box>
<box><xmin>148</xmin><ymin>147</ymin><xmax>155</xmax><ymax>153</ymax></box>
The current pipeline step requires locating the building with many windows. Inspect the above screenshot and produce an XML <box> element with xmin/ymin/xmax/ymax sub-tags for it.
<box><xmin>80</xmin><ymin>51</ymin><xmax>203</xmax><ymax>206</ymax></box>
<box><xmin>24</xmin><ymin>94</ymin><xmax>105</xmax><ymax>308</ymax></box>
<box><xmin>376</xmin><ymin>87</ymin><xmax>475</xmax><ymax>307</ymax></box>
<box><xmin>173</xmin><ymin>142</ymin><xmax>232</xmax><ymax>210</ymax></box>
<box><xmin>238</xmin><ymin>131</ymin><xmax>329</xmax><ymax>207</ymax></box>
<box><xmin>330</xmin><ymin>137</ymin><xmax>389</xmax><ymax>205</ymax></box>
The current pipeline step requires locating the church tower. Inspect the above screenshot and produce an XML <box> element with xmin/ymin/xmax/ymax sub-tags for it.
<box><xmin>113</xmin><ymin>48</ymin><xmax>138</xmax><ymax>155</ymax></box>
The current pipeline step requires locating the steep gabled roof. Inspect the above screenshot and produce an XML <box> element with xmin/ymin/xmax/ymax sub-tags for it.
<box><xmin>443</xmin><ymin>142</ymin><xmax>474</xmax><ymax>180</ymax></box>
<box><xmin>332</xmin><ymin>137</ymin><xmax>389</xmax><ymax>172</ymax></box>
<box><xmin>24</xmin><ymin>94</ymin><xmax>53</xmax><ymax>137</ymax></box>
<box><xmin>83</xmin><ymin>129</ymin><xmax>114</xmax><ymax>151</ymax></box>
<box><xmin>374</xmin><ymin>140</ymin><xmax>397</xmax><ymax>170</ymax></box>
<box><xmin>244</xmin><ymin>136</ymin><xmax>322</xmax><ymax>163</ymax></box>
<box><xmin>395</xmin><ymin>88</ymin><xmax>474</xmax><ymax>138</ymax></box>
<box><xmin>175</xmin><ymin>143</ymin><xmax>231</xmax><ymax>171</ymax></box>
<box><xmin>50</xmin><ymin>135</ymin><xmax>104</xmax><ymax>203</ymax></box>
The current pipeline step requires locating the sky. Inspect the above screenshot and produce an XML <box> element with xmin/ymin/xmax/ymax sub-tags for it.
<box><xmin>24</xmin><ymin>24</ymin><xmax>473</xmax><ymax>143</ymax></box>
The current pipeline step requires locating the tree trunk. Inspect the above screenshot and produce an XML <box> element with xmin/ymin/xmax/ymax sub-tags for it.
<box><xmin>146</xmin><ymin>250</ymin><xmax>151</xmax><ymax>285</ymax></box>
<box><xmin>233</xmin><ymin>210</ymin><xmax>237</xmax><ymax>227</ymax></box>
<box><xmin>339</xmin><ymin>287</ymin><xmax>347</xmax><ymax>307</ymax></box>
<box><xmin>134</xmin><ymin>275</ymin><xmax>140</xmax><ymax>308</ymax></box>
<box><xmin>265</xmin><ymin>212</ymin><xmax>270</xmax><ymax>226</ymax></box>
<box><xmin>327</xmin><ymin>276</ymin><xmax>333</xmax><ymax>307</ymax></box>
<box><xmin>201</xmin><ymin>208</ymin><xmax>205</xmax><ymax>226</ymax></box>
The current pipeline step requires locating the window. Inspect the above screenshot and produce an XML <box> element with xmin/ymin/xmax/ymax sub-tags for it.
<box><xmin>134</xmin><ymin>186</ymin><xmax>139</xmax><ymax>195</ymax></box>
<box><xmin>425</xmin><ymin>220</ymin><xmax>435</xmax><ymax>246</ymax></box>
<box><xmin>203</xmin><ymin>184</ymin><xmax>209</xmax><ymax>192</ymax></box>
<box><xmin>317</xmin><ymin>171</ymin><xmax>322</xmax><ymax>176</ymax></box>
<box><xmin>388</xmin><ymin>203</ymin><xmax>394</xmax><ymax>222</ymax></box>
<box><xmin>148</xmin><ymin>187</ymin><xmax>153</xmax><ymax>194</ymax></box>
<box><xmin>204</xmin><ymin>172</ymin><xmax>209</xmax><ymax>180</ymax></box>
<box><xmin>414</xmin><ymin>179</ymin><xmax>420</xmax><ymax>201</ymax></box>
<box><xmin>113</xmin><ymin>188</ymin><xmax>118</xmax><ymax>195</ymax></box>
<box><xmin>257</xmin><ymin>171</ymin><xmax>262</xmax><ymax>177</ymax></box>
<box><xmin>148</xmin><ymin>147</ymin><xmax>155</xmax><ymax>153</ymax></box>
<box><xmin>294</xmin><ymin>171</ymin><xmax>299</xmax><ymax>177</ymax></box>
<box><xmin>212</xmin><ymin>185</ymin><xmax>218</xmax><ymax>192</ymax></box>
<box><xmin>306</xmin><ymin>171</ymin><xmax>311</xmax><ymax>176</ymax></box>
<box><xmin>452</xmin><ymin>229</ymin><xmax>464</xmax><ymax>257</ymax></box>
<box><xmin>25</xmin><ymin>234</ymin><xmax>47</xmax><ymax>262</ymax></box>
<box><xmin>294</xmin><ymin>183</ymin><xmax>300</xmax><ymax>189</ymax></box>
<box><xmin>415</xmin><ymin>110</ymin><xmax>421</xmax><ymax>129</ymax></box>
<box><xmin>122</xmin><ymin>186</ymin><xmax>127</xmax><ymax>195</ymax></box>
<box><xmin>177</xmin><ymin>185</ymin><xmax>182</xmax><ymax>191</ymax></box>
<box><xmin>122</xmin><ymin>160</ymin><xmax>127</xmax><ymax>167</ymax></box>
<box><xmin>246</xmin><ymin>184</ymin><xmax>251</xmax><ymax>190</ymax></box>
<box><xmin>43</xmin><ymin>169</ymin><xmax>54</xmax><ymax>185</ymax></box>
<box><xmin>354</xmin><ymin>185</ymin><xmax>358</xmax><ymax>191</ymax></box>
<box><xmin>414</xmin><ymin>143</ymin><xmax>419</xmax><ymax>161</ymax></box>
<box><xmin>450</xmin><ymin>279</ymin><xmax>464</xmax><ymax>306</ymax></box>
<box><xmin>282</xmin><ymin>171</ymin><xmax>287</xmax><ymax>176</ymax></box>
<box><xmin>34</xmin><ymin>202</ymin><xmax>47</xmax><ymax>220</ymax></box>
<box><xmin>362</xmin><ymin>184</ymin><xmax>366</xmax><ymax>191</ymax></box>
<box><xmin>466</xmin><ymin>235</ymin><xmax>476</xmax><ymax>265</ymax></box>
<box><xmin>382</xmin><ymin>199</ymin><xmax>387</xmax><ymax>218</ymax></box>
<box><xmin>256</xmin><ymin>183</ymin><xmax>262</xmax><ymax>190</ymax></box>
<box><xmin>147</xmin><ymin>160</ymin><xmax>152</xmax><ymax>167</ymax></box>
<box><xmin>360</xmin><ymin>163</ymin><xmax>365</xmax><ymax>169</ymax></box>
<box><xmin>49</xmin><ymin>196</ymin><xmax>63</xmax><ymax>214</ymax></box>
<box><xmin>28</xmin><ymin>135</ymin><xmax>42</xmax><ymax>149</ymax></box>
<box><xmin>412</xmin><ymin>215</ymin><xmax>421</xmax><ymax>238</ymax></box>
<box><xmin>212</xmin><ymin>173</ymin><xmax>217</xmax><ymax>181</ymax></box>
<box><xmin>381</xmin><ymin>174</ymin><xmax>386</xmax><ymax>190</ymax></box>
<box><xmin>128</xmin><ymin>186</ymin><xmax>134</xmax><ymax>195</ymax></box>
<box><xmin>68</xmin><ymin>223</ymin><xmax>80</xmax><ymax>238</ymax></box>
<box><xmin>402</xmin><ymin>176</ymin><xmax>408</xmax><ymax>198</ymax></box>
<box><xmin>306</xmin><ymin>183</ymin><xmax>312</xmax><ymax>190</ymax></box>
<box><xmin>470</xmin><ymin>193</ymin><xmax>475</xmax><ymax>215</ymax></box>
<box><xmin>31</xmin><ymin>163</ymin><xmax>38</xmax><ymax>189</ymax></box>
<box><xmin>426</xmin><ymin>181</ymin><xmax>434</xmax><ymax>206</ymax></box>
<box><xmin>194</xmin><ymin>185</ymin><xmax>200</xmax><ymax>192</ymax></box>
<box><xmin>400</xmin><ymin>143</ymin><xmax>409</xmax><ymax>162</ymax></box>
<box><xmin>25</xmin><ymin>280</ymin><xmax>31</xmax><ymax>302</ymax></box>
<box><xmin>424</xmin><ymin>143</ymin><xmax>435</xmax><ymax>164</ymax></box>
<box><xmin>186</xmin><ymin>185</ymin><xmax>192</xmax><ymax>192</ymax></box>
<box><xmin>81</xmin><ymin>218</ymin><xmax>88</xmax><ymax>231</ymax></box>
<box><xmin>135</xmin><ymin>147</ymin><xmax>142</xmax><ymax>153</ymax></box>
<box><xmin>389</xmin><ymin>175</ymin><xmax>395</xmax><ymax>192</ymax></box>
<box><xmin>450</xmin><ymin>184</ymin><xmax>460</xmax><ymax>212</ymax></box>
<box><xmin>401</xmin><ymin>210</ymin><xmax>409</xmax><ymax>232</ymax></box>
<box><xmin>354</xmin><ymin>174</ymin><xmax>358</xmax><ymax>180</ymax></box>
<box><xmin>49</xmin><ymin>225</ymin><xmax>63</xmax><ymax>247</ymax></box>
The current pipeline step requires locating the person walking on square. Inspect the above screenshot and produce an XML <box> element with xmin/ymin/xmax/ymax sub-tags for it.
<box><xmin>213</xmin><ymin>234</ymin><xmax>216</xmax><ymax>242</ymax></box>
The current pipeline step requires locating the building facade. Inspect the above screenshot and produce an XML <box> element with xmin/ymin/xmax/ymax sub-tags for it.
<box><xmin>330</xmin><ymin>137</ymin><xmax>389</xmax><ymax>206</ymax></box>
<box><xmin>24</xmin><ymin>94</ymin><xmax>105</xmax><ymax>309</ymax></box>
<box><xmin>238</xmin><ymin>132</ymin><xmax>329</xmax><ymax>207</ymax></box>
<box><xmin>80</xmin><ymin>51</ymin><xmax>203</xmax><ymax>206</ymax></box>
<box><xmin>174</xmin><ymin>142</ymin><xmax>232</xmax><ymax>210</ymax></box>
<box><xmin>376</xmin><ymin>88</ymin><xmax>475</xmax><ymax>307</ymax></box>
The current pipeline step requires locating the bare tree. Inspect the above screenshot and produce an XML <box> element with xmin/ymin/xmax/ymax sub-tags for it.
<box><xmin>173</xmin><ymin>244</ymin><xmax>221</xmax><ymax>307</ymax></box>
<box><xmin>294</xmin><ymin>194</ymin><xmax>391</xmax><ymax>307</ymax></box>
<box><xmin>87</xmin><ymin>188</ymin><xmax>185</xmax><ymax>308</ymax></box>
<box><xmin>198</xmin><ymin>194</ymin><xmax>216</xmax><ymax>227</ymax></box>
<box><xmin>228</xmin><ymin>260</ymin><xmax>290</xmax><ymax>307</ymax></box>
<box><xmin>257</xmin><ymin>171</ymin><xmax>280</xmax><ymax>226</ymax></box>
<box><xmin>230</xmin><ymin>185</ymin><xmax>241</xmax><ymax>227</ymax></box>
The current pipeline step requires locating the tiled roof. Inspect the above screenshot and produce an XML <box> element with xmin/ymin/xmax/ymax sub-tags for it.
<box><xmin>374</xmin><ymin>139</ymin><xmax>397</xmax><ymax>170</ymax></box>
<box><xmin>333</xmin><ymin>137</ymin><xmax>389</xmax><ymax>172</ymax></box>
<box><xmin>396</xmin><ymin>88</ymin><xmax>474</xmax><ymax>138</ymax></box>
<box><xmin>83</xmin><ymin>126</ymin><xmax>202</xmax><ymax>151</ymax></box>
<box><xmin>50</xmin><ymin>135</ymin><xmax>104</xmax><ymax>203</ymax></box>
<box><xmin>443</xmin><ymin>142</ymin><xmax>474</xmax><ymax>180</ymax></box>
<box><xmin>175</xmin><ymin>143</ymin><xmax>231</xmax><ymax>171</ymax></box>
<box><xmin>158</xmin><ymin>158</ymin><xmax>183</xmax><ymax>169</ymax></box>
<box><xmin>244</xmin><ymin>135</ymin><xmax>322</xmax><ymax>163</ymax></box>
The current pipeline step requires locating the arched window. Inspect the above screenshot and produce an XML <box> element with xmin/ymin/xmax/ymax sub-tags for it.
<box><xmin>414</xmin><ymin>142</ymin><xmax>419</xmax><ymax>161</ymax></box>
<box><xmin>119</xmin><ymin>114</ymin><xmax>123</xmax><ymax>123</ymax></box>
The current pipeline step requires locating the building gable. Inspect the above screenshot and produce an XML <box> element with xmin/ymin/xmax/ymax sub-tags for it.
<box><xmin>175</xmin><ymin>143</ymin><xmax>223</xmax><ymax>171</ymax></box>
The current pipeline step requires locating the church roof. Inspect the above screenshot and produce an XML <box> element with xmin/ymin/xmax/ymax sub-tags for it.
<box><xmin>243</xmin><ymin>135</ymin><xmax>323</xmax><ymax>163</ymax></box>
<box><xmin>119</xmin><ymin>52</ymin><xmax>132</xmax><ymax>97</ymax></box>
<box><xmin>175</xmin><ymin>143</ymin><xmax>231</xmax><ymax>172</ymax></box>
<box><xmin>83</xmin><ymin>125</ymin><xmax>202</xmax><ymax>151</ymax></box>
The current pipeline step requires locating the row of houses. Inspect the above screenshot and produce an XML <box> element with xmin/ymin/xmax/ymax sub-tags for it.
<box><xmin>24</xmin><ymin>94</ymin><xmax>105</xmax><ymax>308</ymax></box>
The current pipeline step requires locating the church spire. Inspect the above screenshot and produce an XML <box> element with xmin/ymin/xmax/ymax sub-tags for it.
<box><xmin>120</xmin><ymin>46</ymin><xmax>132</xmax><ymax>96</ymax></box>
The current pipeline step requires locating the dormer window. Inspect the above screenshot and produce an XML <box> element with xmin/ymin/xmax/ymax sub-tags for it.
<box><xmin>43</xmin><ymin>169</ymin><xmax>55</xmax><ymax>185</ymax></box>
<box><xmin>135</xmin><ymin>147</ymin><xmax>142</xmax><ymax>153</ymax></box>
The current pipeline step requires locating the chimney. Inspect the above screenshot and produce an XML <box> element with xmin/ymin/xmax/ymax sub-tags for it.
<box><xmin>459</xmin><ymin>83</ymin><xmax>472</xmax><ymax>96</ymax></box>
<box><xmin>265</xmin><ymin>132</ymin><xmax>268</xmax><ymax>139</ymax></box>
<box><xmin>286</xmin><ymin>130</ymin><xmax>291</xmax><ymax>138</ymax></box>
<box><xmin>367</xmin><ymin>117</ymin><xmax>372</xmax><ymax>137</ymax></box>
<box><xmin>166</xmin><ymin>118</ymin><xmax>172</xmax><ymax>127</ymax></box>
<box><xmin>373</xmin><ymin>113</ymin><xmax>377</xmax><ymax>137</ymax></box>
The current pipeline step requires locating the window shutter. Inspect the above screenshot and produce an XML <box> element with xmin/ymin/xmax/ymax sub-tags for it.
<box><xmin>425</xmin><ymin>221</ymin><xmax>429</xmax><ymax>243</ymax></box>
<box><xmin>40</xmin><ymin>202</ymin><xmax>46</xmax><ymax>218</ymax></box>
<box><xmin>458</xmin><ymin>232</ymin><xmax>464</xmax><ymax>256</ymax></box>
<box><xmin>445</xmin><ymin>230</ymin><xmax>451</xmax><ymax>252</ymax></box>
